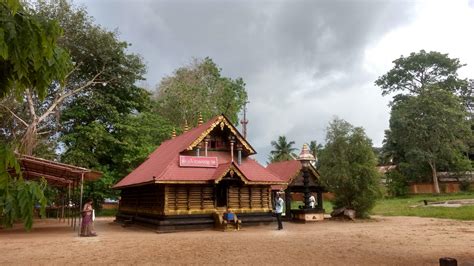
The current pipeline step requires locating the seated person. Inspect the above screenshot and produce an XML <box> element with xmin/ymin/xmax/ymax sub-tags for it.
<box><xmin>223</xmin><ymin>209</ymin><xmax>241</xmax><ymax>230</ymax></box>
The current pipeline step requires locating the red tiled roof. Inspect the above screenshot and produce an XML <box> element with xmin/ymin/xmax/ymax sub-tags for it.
<box><xmin>266</xmin><ymin>160</ymin><xmax>302</xmax><ymax>182</ymax></box>
<box><xmin>114</xmin><ymin>115</ymin><xmax>282</xmax><ymax>188</ymax></box>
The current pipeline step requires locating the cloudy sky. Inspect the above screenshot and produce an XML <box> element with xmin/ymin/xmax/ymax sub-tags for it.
<box><xmin>77</xmin><ymin>0</ymin><xmax>474</xmax><ymax>163</ymax></box>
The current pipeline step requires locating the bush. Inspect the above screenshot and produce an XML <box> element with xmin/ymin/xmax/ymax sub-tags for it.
<box><xmin>459</xmin><ymin>180</ymin><xmax>471</xmax><ymax>192</ymax></box>
<box><xmin>319</xmin><ymin>119</ymin><xmax>381</xmax><ymax>218</ymax></box>
<box><xmin>386</xmin><ymin>170</ymin><xmax>409</xmax><ymax>197</ymax></box>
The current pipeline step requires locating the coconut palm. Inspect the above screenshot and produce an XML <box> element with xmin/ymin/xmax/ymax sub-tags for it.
<box><xmin>269</xmin><ymin>136</ymin><xmax>297</xmax><ymax>163</ymax></box>
<box><xmin>309</xmin><ymin>140</ymin><xmax>323</xmax><ymax>168</ymax></box>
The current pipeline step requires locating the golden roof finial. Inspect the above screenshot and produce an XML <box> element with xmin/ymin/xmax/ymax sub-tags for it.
<box><xmin>171</xmin><ymin>128</ymin><xmax>176</xmax><ymax>139</ymax></box>
<box><xmin>198</xmin><ymin>112</ymin><xmax>203</xmax><ymax>126</ymax></box>
<box><xmin>183</xmin><ymin>119</ymin><xmax>189</xmax><ymax>133</ymax></box>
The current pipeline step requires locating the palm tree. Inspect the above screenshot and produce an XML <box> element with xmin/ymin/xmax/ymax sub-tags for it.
<box><xmin>309</xmin><ymin>140</ymin><xmax>323</xmax><ymax>158</ymax></box>
<box><xmin>269</xmin><ymin>136</ymin><xmax>297</xmax><ymax>163</ymax></box>
<box><xmin>309</xmin><ymin>140</ymin><xmax>323</xmax><ymax>169</ymax></box>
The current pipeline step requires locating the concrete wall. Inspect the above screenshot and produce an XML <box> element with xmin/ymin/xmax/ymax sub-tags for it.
<box><xmin>409</xmin><ymin>182</ymin><xmax>461</xmax><ymax>194</ymax></box>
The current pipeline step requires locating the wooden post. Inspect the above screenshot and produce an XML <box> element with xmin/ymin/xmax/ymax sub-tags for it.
<box><xmin>73</xmin><ymin>180</ymin><xmax>76</xmax><ymax>230</ymax></box>
<box><xmin>67</xmin><ymin>183</ymin><xmax>71</xmax><ymax>226</ymax></box>
<box><xmin>249</xmin><ymin>186</ymin><xmax>252</xmax><ymax>209</ymax></box>
<box><xmin>285</xmin><ymin>189</ymin><xmax>291</xmax><ymax>219</ymax></box>
<box><xmin>200</xmin><ymin>186</ymin><xmax>204</xmax><ymax>210</ymax></box>
<box><xmin>186</xmin><ymin>186</ymin><xmax>190</xmax><ymax>210</ymax></box>
<box><xmin>78</xmin><ymin>172</ymin><xmax>84</xmax><ymax>236</ymax></box>
<box><xmin>302</xmin><ymin>168</ymin><xmax>310</xmax><ymax>209</ymax></box>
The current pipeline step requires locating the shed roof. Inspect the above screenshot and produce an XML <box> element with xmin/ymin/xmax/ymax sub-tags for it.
<box><xmin>14</xmin><ymin>154</ymin><xmax>102</xmax><ymax>187</ymax></box>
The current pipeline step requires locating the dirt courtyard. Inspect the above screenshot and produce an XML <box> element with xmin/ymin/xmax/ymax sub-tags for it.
<box><xmin>1</xmin><ymin>216</ymin><xmax>473</xmax><ymax>265</ymax></box>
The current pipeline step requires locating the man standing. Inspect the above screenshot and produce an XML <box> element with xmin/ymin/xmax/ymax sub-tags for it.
<box><xmin>275</xmin><ymin>193</ymin><xmax>284</xmax><ymax>230</ymax></box>
<box><xmin>309</xmin><ymin>195</ymin><xmax>316</xmax><ymax>208</ymax></box>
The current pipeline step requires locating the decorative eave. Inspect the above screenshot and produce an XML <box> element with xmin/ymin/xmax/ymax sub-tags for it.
<box><xmin>155</xmin><ymin>180</ymin><xmax>210</xmax><ymax>184</ymax></box>
<box><xmin>214</xmin><ymin>164</ymin><xmax>249</xmax><ymax>184</ymax></box>
<box><xmin>214</xmin><ymin>162</ymin><xmax>287</xmax><ymax>185</ymax></box>
<box><xmin>113</xmin><ymin>180</ymin><xmax>156</xmax><ymax>189</ymax></box>
<box><xmin>186</xmin><ymin>115</ymin><xmax>256</xmax><ymax>155</ymax></box>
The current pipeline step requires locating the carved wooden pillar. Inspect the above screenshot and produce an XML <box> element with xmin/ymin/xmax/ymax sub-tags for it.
<box><xmin>285</xmin><ymin>189</ymin><xmax>292</xmax><ymax>219</ymax></box>
<box><xmin>236</xmin><ymin>144</ymin><xmax>242</xmax><ymax>165</ymax></box>
<box><xmin>229</xmin><ymin>136</ymin><xmax>235</xmax><ymax>163</ymax></box>
<box><xmin>204</xmin><ymin>136</ymin><xmax>210</xmax><ymax>157</ymax></box>
<box><xmin>317</xmin><ymin>190</ymin><xmax>323</xmax><ymax>210</ymax></box>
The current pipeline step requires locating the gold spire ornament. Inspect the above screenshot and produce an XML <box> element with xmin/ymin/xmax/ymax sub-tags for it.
<box><xmin>198</xmin><ymin>112</ymin><xmax>203</xmax><ymax>126</ymax></box>
<box><xmin>171</xmin><ymin>128</ymin><xmax>176</xmax><ymax>139</ymax></box>
<box><xmin>184</xmin><ymin>119</ymin><xmax>189</xmax><ymax>133</ymax></box>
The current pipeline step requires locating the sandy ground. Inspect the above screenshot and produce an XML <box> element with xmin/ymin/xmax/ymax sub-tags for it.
<box><xmin>1</xmin><ymin>216</ymin><xmax>474</xmax><ymax>265</ymax></box>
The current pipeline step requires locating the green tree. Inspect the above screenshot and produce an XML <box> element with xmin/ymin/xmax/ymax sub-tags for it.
<box><xmin>155</xmin><ymin>57</ymin><xmax>248</xmax><ymax>127</ymax></box>
<box><xmin>268</xmin><ymin>136</ymin><xmax>297</xmax><ymax>163</ymax></box>
<box><xmin>0</xmin><ymin>0</ymin><xmax>70</xmax><ymax>99</ymax></box>
<box><xmin>386</xmin><ymin>87</ymin><xmax>471</xmax><ymax>193</ymax></box>
<box><xmin>1</xmin><ymin>0</ymin><xmax>145</xmax><ymax>155</ymax></box>
<box><xmin>0</xmin><ymin>0</ymin><xmax>68</xmax><ymax>230</ymax></box>
<box><xmin>375</xmin><ymin>50</ymin><xmax>467</xmax><ymax>96</ymax></box>
<box><xmin>319</xmin><ymin>118</ymin><xmax>381</xmax><ymax>218</ymax></box>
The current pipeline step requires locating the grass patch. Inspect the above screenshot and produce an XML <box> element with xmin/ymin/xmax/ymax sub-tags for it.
<box><xmin>371</xmin><ymin>192</ymin><xmax>474</xmax><ymax>220</ymax></box>
<box><xmin>96</xmin><ymin>208</ymin><xmax>117</xmax><ymax>217</ymax></box>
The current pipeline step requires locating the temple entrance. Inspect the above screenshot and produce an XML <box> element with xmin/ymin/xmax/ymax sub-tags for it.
<box><xmin>215</xmin><ymin>176</ymin><xmax>242</xmax><ymax>208</ymax></box>
<box><xmin>216</xmin><ymin>183</ymin><xmax>228</xmax><ymax>207</ymax></box>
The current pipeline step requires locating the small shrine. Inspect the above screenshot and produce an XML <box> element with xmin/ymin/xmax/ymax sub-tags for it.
<box><xmin>114</xmin><ymin>114</ymin><xmax>284</xmax><ymax>232</ymax></box>
<box><xmin>267</xmin><ymin>144</ymin><xmax>326</xmax><ymax>222</ymax></box>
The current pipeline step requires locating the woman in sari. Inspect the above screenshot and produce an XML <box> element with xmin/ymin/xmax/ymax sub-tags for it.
<box><xmin>80</xmin><ymin>198</ymin><xmax>97</xmax><ymax>237</ymax></box>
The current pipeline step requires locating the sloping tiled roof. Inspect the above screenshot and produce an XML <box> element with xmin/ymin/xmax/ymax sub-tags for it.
<box><xmin>114</xmin><ymin>115</ymin><xmax>282</xmax><ymax>188</ymax></box>
<box><xmin>267</xmin><ymin>159</ymin><xmax>322</xmax><ymax>191</ymax></box>
<box><xmin>266</xmin><ymin>160</ymin><xmax>302</xmax><ymax>182</ymax></box>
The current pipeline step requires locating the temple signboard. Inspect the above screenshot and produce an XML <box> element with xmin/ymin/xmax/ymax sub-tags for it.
<box><xmin>179</xmin><ymin>156</ymin><xmax>218</xmax><ymax>168</ymax></box>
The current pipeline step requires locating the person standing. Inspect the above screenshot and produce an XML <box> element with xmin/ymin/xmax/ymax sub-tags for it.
<box><xmin>275</xmin><ymin>193</ymin><xmax>284</xmax><ymax>230</ymax></box>
<box><xmin>80</xmin><ymin>198</ymin><xmax>97</xmax><ymax>237</ymax></box>
<box><xmin>309</xmin><ymin>195</ymin><xmax>316</xmax><ymax>208</ymax></box>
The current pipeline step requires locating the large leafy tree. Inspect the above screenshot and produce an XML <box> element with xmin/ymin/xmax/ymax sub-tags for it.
<box><xmin>1</xmin><ymin>0</ymin><xmax>144</xmax><ymax>155</ymax></box>
<box><xmin>155</xmin><ymin>57</ymin><xmax>248</xmax><ymax>127</ymax></box>
<box><xmin>268</xmin><ymin>136</ymin><xmax>297</xmax><ymax>163</ymax></box>
<box><xmin>319</xmin><ymin>118</ymin><xmax>381</xmax><ymax>218</ymax></box>
<box><xmin>0</xmin><ymin>0</ymin><xmax>70</xmax><ymax>99</ymax></box>
<box><xmin>377</xmin><ymin>50</ymin><xmax>473</xmax><ymax>192</ymax></box>
<box><xmin>387</xmin><ymin>87</ymin><xmax>471</xmax><ymax>193</ymax></box>
<box><xmin>375</xmin><ymin>50</ymin><xmax>468</xmax><ymax>96</ymax></box>
<box><xmin>37</xmin><ymin>1</ymin><xmax>172</xmax><ymax>206</ymax></box>
<box><xmin>0</xmin><ymin>0</ymin><xmax>68</xmax><ymax>229</ymax></box>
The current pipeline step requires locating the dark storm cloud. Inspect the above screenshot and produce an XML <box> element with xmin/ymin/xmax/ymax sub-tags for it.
<box><xmin>77</xmin><ymin>0</ymin><xmax>416</xmax><ymax>163</ymax></box>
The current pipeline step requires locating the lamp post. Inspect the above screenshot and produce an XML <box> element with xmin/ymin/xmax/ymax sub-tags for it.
<box><xmin>297</xmin><ymin>143</ymin><xmax>315</xmax><ymax>210</ymax></box>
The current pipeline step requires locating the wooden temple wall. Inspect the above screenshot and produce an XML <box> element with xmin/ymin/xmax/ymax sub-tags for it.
<box><xmin>164</xmin><ymin>184</ymin><xmax>272</xmax><ymax>215</ymax></box>
<box><xmin>164</xmin><ymin>185</ymin><xmax>215</xmax><ymax>215</ymax></box>
<box><xmin>228</xmin><ymin>186</ymin><xmax>272</xmax><ymax>212</ymax></box>
<box><xmin>119</xmin><ymin>185</ymin><xmax>165</xmax><ymax>216</ymax></box>
<box><xmin>120</xmin><ymin>184</ymin><xmax>273</xmax><ymax>216</ymax></box>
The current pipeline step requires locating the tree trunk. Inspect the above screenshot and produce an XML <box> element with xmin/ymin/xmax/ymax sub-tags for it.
<box><xmin>21</xmin><ymin>121</ymin><xmax>38</xmax><ymax>156</ymax></box>
<box><xmin>429</xmin><ymin>161</ymin><xmax>440</xmax><ymax>194</ymax></box>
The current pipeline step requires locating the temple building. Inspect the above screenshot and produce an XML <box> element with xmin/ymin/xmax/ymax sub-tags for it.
<box><xmin>114</xmin><ymin>114</ymin><xmax>284</xmax><ymax>231</ymax></box>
